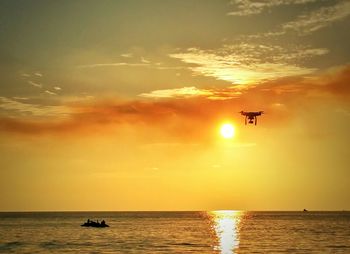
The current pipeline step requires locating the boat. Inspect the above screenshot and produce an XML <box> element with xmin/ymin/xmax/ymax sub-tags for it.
<box><xmin>81</xmin><ymin>219</ymin><xmax>109</xmax><ymax>228</ymax></box>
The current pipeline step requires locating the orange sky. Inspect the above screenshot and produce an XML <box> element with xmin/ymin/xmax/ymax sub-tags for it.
<box><xmin>1</xmin><ymin>0</ymin><xmax>350</xmax><ymax>211</ymax></box>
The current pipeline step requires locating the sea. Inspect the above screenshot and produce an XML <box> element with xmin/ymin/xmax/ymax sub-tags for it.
<box><xmin>0</xmin><ymin>211</ymin><xmax>350</xmax><ymax>253</ymax></box>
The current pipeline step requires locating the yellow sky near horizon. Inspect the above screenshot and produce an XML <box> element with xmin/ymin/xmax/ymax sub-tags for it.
<box><xmin>1</xmin><ymin>72</ymin><xmax>349</xmax><ymax>211</ymax></box>
<box><xmin>1</xmin><ymin>0</ymin><xmax>350</xmax><ymax>211</ymax></box>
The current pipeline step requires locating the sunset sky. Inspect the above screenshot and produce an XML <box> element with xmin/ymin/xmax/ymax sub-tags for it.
<box><xmin>1</xmin><ymin>0</ymin><xmax>349</xmax><ymax>211</ymax></box>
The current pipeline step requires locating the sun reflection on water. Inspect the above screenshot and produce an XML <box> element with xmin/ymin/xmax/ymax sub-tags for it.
<box><xmin>208</xmin><ymin>210</ymin><xmax>243</xmax><ymax>254</ymax></box>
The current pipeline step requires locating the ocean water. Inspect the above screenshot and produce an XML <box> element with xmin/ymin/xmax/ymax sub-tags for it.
<box><xmin>0</xmin><ymin>211</ymin><xmax>350</xmax><ymax>253</ymax></box>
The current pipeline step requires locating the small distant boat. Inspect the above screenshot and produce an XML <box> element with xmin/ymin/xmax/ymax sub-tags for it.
<box><xmin>303</xmin><ymin>209</ymin><xmax>308</xmax><ymax>212</ymax></box>
<box><xmin>81</xmin><ymin>219</ymin><xmax>109</xmax><ymax>228</ymax></box>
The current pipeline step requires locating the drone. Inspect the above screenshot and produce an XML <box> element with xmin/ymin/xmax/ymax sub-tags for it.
<box><xmin>240</xmin><ymin>111</ymin><xmax>264</xmax><ymax>125</ymax></box>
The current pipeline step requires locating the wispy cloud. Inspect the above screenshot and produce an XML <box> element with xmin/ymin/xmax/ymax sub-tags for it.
<box><xmin>139</xmin><ymin>87</ymin><xmax>212</xmax><ymax>99</ymax></box>
<box><xmin>21</xmin><ymin>72</ymin><xmax>43</xmax><ymax>78</ymax></box>
<box><xmin>45</xmin><ymin>90</ymin><xmax>57</xmax><ymax>95</ymax></box>
<box><xmin>169</xmin><ymin>44</ymin><xmax>328</xmax><ymax>84</ymax></box>
<box><xmin>77</xmin><ymin>61</ymin><xmax>185</xmax><ymax>71</ymax></box>
<box><xmin>141</xmin><ymin>57</ymin><xmax>150</xmax><ymax>63</ymax></box>
<box><xmin>54</xmin><ymin>86</ymin><xmax>62</xmax><ymax>91</ymax></box>
<box><xmin>77</xmin><ymin>62</ymin><xmax>149</xmax><ymax>68</ymax></box>
<box><xmin>0</xmin><ymin>97</ymin><xmax>68</xmax><ymax>117</ymax></box>
<box><xmin>139</xmin><ymin>86</ymin><xmax>242</xmax><ymax>100</ymax></box>
<box><xmin>238</xmin><ymin>0</ymin><xmax>350</xmax><ymax>38</ymax></box>
<box><xmin>228</xmin><ymin>0</ymin><xmax>316</xmax><ymax>16</ymax></box>
<box><xmin>282</xmin><ymin>0</ymin><xmax>350</xmax><ymax>35</ymax></box>
<box><xmin>28</xmin><ymin>81</ymin><xmax>42</xmax><ymax>88</ymax></box>
<box><xmin>120</xmin><ymin>53</ymin><xmax>133</xmax><ymax>58</ymax></box>
<box><xmin>12</xmin><ymin>97</ymin><xmax>29</xmax><ymax>100</ymax></box>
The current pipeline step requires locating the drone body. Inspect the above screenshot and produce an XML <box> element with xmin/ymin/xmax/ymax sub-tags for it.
<box><xmin>240</xmin><ymin>111</ymin><xmax>264</xmax><ymax>125</ymax></box>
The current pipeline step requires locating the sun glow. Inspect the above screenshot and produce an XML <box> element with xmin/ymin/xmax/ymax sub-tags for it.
<box><xmin>220</xmin><ymin>123</ymin><xmax>235</xmax><ymax>139</ymax></box>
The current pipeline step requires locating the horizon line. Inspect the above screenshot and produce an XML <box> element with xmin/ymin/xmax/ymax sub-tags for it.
<box><xmin>0</xmin><ymin>209</ymin><xmax>348</xmax><ymax>213</ymax></box>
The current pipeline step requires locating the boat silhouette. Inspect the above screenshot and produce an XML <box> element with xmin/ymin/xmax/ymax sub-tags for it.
<box><xmin>81</xmin><ymin>219</ymin><xmax>109</xmax><ymax>228</ymax></box>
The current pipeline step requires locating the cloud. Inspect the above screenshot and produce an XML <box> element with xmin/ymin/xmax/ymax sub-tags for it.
<box><xmin>0</xmin><ymin>98</ymin><xmax>223</xmax><ymax>137</ymax></box>
<box><xmin>228</xmin><ymin>0</ymin><xmax>316</xmax><ymax>16</ymax></box>
<box><xmin>77</xmin><ymin>61</ymin><xmax>185</xmax><ymax>71</ymax></box>
<box><xmin>139</xmin><ymin>86</ymin><xmax>212</xmax><ymax>98</ymax></box>
<box><xmin>28</xmin><ymin>81</ymin><xmax>42</xmax><ymax>88</ymax></box>
<box><xmin>231</xmin><ymin>1</ymin><xmax>350</xmax><ymax>38</ymax></box>
<box><xmin>1</xmin><ymin>65</ymin><xmax>349</xmax><ymax>136</ymax></box>
<box><xmin>169</xmin><ymin>44</ymin><xmax>328</xmax><ymax>84</ymax></box>
<box><xmin>54</xmin><ymin>86</ymin><xmax>62</xmax><ymax>91</ymax></box>
<box><xmin>139</xmin><ymin>86</ymin><xmax>241</xmax><ymax>100</ymax></box>
<box><xmin>0</xmin><ymin>117</ymin><xmax>80</xmax><ymax>135</ymax></box>
<box><xmin>141</xmin><ymin>57</ymin><xmax>150</xmax><ymax>63</ymax></box>
<box><xmin>256</xmin><ymin>65</ymin><xmax>350</xmax><ymax>99</ymax></box>
<box><xmin>77</xmin><ymin>62</ymin><xmax>149</xmax><ymax>68</ymax></box>
<box><xmin>45</xmin><ymin>90</ymin><xmax>57</xmax><ymax>95</ymax></box>
<box><xmin>0</xmin><ymin>98</ymin><xmax>260</xmax><ymax>136</ymax></box>
<box><xmin>12</xmin><ymin>97</ymin><xmax>29</xmax><ymax>100</ymax></box>
<box><xmin>318</xmin><ymin>66</ymin><xmax>350</xmax><ymax>96</ymax></box>
<box><xmin>0</xmin><ymin>97</ymin><xmax>69</xmax><ymax>117</ymax></box>
<box><xmin>282</xmin><ymin>0</ymin><xmax>350</xmax><ymax>35</ymax></box>
<box><xmin>120</xmin><ymin>53</ymin><xmax>133</xmax><ymax>58</ymax></box>
<box><xmin>34</xmin><ymin>72</ymin><xmax>43</xmax><ymax>77</ymax></box>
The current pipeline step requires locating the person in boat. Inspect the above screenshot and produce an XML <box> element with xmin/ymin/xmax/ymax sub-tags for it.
<box><xmin>82</xmin><ymin>219</ymin><xmax>108</xmax><ymax>227</ymax></box>
<box><xmin>82</xmin><ymin>219</ymin><xmax>92</xmax><ymax>226</ymax></box>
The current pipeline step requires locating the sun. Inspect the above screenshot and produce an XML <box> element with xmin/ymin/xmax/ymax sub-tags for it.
<box><xmin>220</xmin><ymin>123</ymin><xmax>235</xmax><ymax>139</ymax></box>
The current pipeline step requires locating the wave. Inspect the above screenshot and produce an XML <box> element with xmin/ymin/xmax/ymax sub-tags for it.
<box><xmin>0</xmin><ymin>241</ymin><xmax>25</xmax><ymax>251</ymax></box>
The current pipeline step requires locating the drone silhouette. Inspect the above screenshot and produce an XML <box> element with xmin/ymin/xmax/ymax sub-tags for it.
<box><xmin>240</xmin><ymin>111</ymin><xmax>264</xmax><ymax>125</ymax></box>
